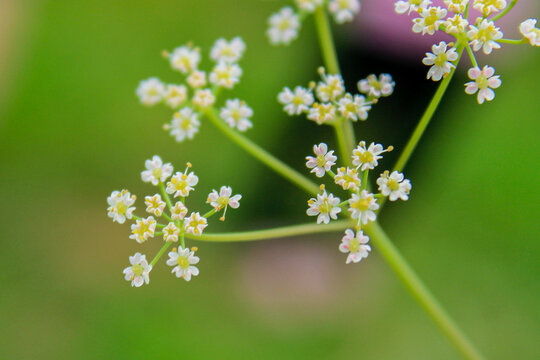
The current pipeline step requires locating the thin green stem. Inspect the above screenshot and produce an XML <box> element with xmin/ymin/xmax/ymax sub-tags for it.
<box><xmin>465</xmin><ymin>43</ymin><xmax>478</xmax><ymax>67</ymax></box>
<box><xmin>364</xmin><ymin>222</ymin><xmax>485</xmax><ymax>360</ymax></box>
<box><xmin>203</xmin><ymin>208</ymin><xmax>217</xmax><ymax>218</ymax></box>
<box><xmin>314</xmin><ymin>7</ymin><xmax>340</xmax><ymax>74</ymax></box>
<box><xmin>150</xmin><ymin>242</ymin><xmax>172</xmax><ymax>267</ymax></box>
<box><xmin>333</xmin><ymin>121</ymin><xmax>353</xmax><ymax>165</ymax></box>
<box><xmin>159</xmin><ymin>182</ymin><xmax>174</xmax><ymax>211</ymax></box>
<box><xmin>499</xmin><ymin>38</ymin><xmax>527</xmax><ymax>45</ymax></box>
<box><xmin>491</xmin><ymin>0</ymin><xmax>518</xmax><ymax>21</ymax></box>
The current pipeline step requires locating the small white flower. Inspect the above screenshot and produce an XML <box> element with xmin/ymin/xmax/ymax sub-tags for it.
<box><xmin>307</xmin><ymin>103</ymin><xmax>336</xmax><ymax>125</ymax></box>
<box><xmin>145</xmin><ymin>194</ymin><xmax>166</xmax><ymax>217</ymax></box>
<box><xmin>334</xmin><ymin>167</ymin><xmax>361</xmax><ymax>191</ymax></box>
<box><xmin>136</xmin><ymin>77</ymin><xmax>165</xmax><ymax>106</ymax></box>
<box><xmin>412</xmin><ymin>6</ymin><xmax>447</xmax><ymax>36</ymax></box>
<box><xmin>166</xmin><ymin>107</ymin><xmax>200</xmax><ymax>142</ymax></box>
<box><xmin>444</xmin><ymin>14</ymin><xmax>469</xmax><ymax>35</ymax></box>
<box><xmin>167</xmin><ymin>247</ymin><xmax>200</xmax><ymax>281</ymax></box>
<box><xmin>443</xmin><ymin>0</ymin><xmax>468</xmax><ymax>13</ymax></box>
<box><xmin>192</xmin><ymin>89</ymin><xmax>216</xmax><ymax>108</ymax></box>
<box><xmin>278</xmin><ymin>86</ymin><xmax>314</xmax><ymax>115</ymax></box>
<box><xmin>464</xmin><ymin>66</ymin><xmax>502</xmax><ymax>104</ymax></box>
<box><xmin>267</xmin><ymin>7</ymin><xmax>301</xmax><ymax>45</ymax></box>
<box><xmin>129</xmin><ymin>216</ymin><xmax>157</xmax><ymax>243</ymax></box>
<box><xmin>169</xmin><ymin>46</ymin><xmax>200</xmax><ymax>74</ymax></box>
<box><xmin>171</xmin><ymin>201</ymin><xmax>188</xmax><ymax>221</ymax></box>
<box><xmin>328</xmin><ymin>0</ymin><xmax>361</xmax><ymax>24</ymax></box>
<box><xmin>141</xmin><ymin>155</ymin><xmax>174</xmax><ymax>185</ymax></box>
<box><xmin>377</xmin><ymin>170</ymin><xmax>412</xmax><ymax>201</ymax></box>
<box><xmin>295</xmin><ymin>0</ymin><xmax>323</xmax><ymax>13</ymax></box>
<box><xmin>358</xmin><ymin>74</ymin><xmax>395</xmax><ymax>98</ymax></box>
<box><xmin>166</xmin><ymin>171</ymin><xmax>199</xmax><ymax>198</ymax></box>
<box><xmin>468</xmin><ymin>19</ymin><xmax>503</xmax><ymax>54</ymax></box>
<box><xmin>305</xmin><ymin>143</ymin><xmax>337</xmax><ymax>178</ymax></box>
<box><xmin>186</xmin><ymin>70</ymin><xmax>207</xmax><ymax>89</ymax></box>
<box><xmin>184</xmin><ymin>212</ymin><xmax>208</xmax><ymax>235</ymax></box>
<box><xmin>337</xmin><ymin>94</ymin><xmax>371</xmax><ymax>121</ymax></box>
<box><xmin>352</xmin><ymin>141</ymin><xmax>390</xmax><ymax>171</ymax></box>
<box><xmin>123</xmin><ymin>252</ymin><xmax>152</xmax><ymax>287</ymax></box>
<box><xmin>472</xmin><ymin>0</ymin><xmax>506</xmax><ymax>16</ymax></box>
<box><xmin>519</xmin><ymin>19</ymin><xmax>540</xmax><ymax>47</ymax></box>
<box><xmin>422</xmin><ymin>41</ymin><xmax>459</xmax><ymax>81</ymax></box>
<box><xmin>207</xmin><ymin>186</ymin><xmax>242</xmax><ymax>211</ymax></box>
<box><xmin>107</xmin><ymin>190</ymin><xmax>136</xmax><ymax>224</ymax></box>
<box><xmin>163</xmin><ymin>222</ymin><xmax>180</xmax><ymax>242</ymax></box>
<box><xmin>316</xmin><ymin>71</ymin><xmax>345</xmax><ymax>102</ymax></box>
<box><xmin>394</xmin><ymin>0</ymin><xmax>432</xmax><ymax>15</ymax></box>
<box><xmin>209</xmin><ymin>62</ymin><xmax>242</xmax><ymax>89</ymax></box>
<box><xmin>339</xmin><ymin>229</ymin><xmax>371</xmax><ymax>264</ymax></box>
<box><xmin>220</xmin><ymin>99</ymin><xmax>253</xmax><ymax>131</ymax></box>
<box><xmin>348</xmin><ymin>190</ymin><xmax>379</xmax><ymax>225</ymax></box>
<box><xmin>210</xmin><ymin>37</ymin><xmax>246</xmax><ymax>63</ymax></box>
<box><xmin>307</xmin><ymin>190</ymin><xmax>341</xmax><ymax>224</ymax></box>
<box><xmin>164</xmin><ymin>84</ymin><xmax>188</xmax><ymax>109</ymax></box>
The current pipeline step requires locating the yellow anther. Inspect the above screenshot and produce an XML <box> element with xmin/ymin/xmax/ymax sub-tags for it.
<box><xmin>319</xmin><ymin>184</ymin><xmax>325</xmax><ymax>191</ymax></box>
<box><xmin>191</xmin><ymin>247</ymin><xmax>198</xmax><ymax>252</ymax></box>
<box><xmin>387</xmin><ymin>145</ymin><xmax>394</xmax><ymax>152</ymax></box>
<box><xmin>186</xmin><ymin>162</ymin><xmax>192</xmax><ymax>168</ymax></box>
<box><xmin>219</xmin><ymin>216</ymin><xmax>225</xmax><ymax>221</ymax></box>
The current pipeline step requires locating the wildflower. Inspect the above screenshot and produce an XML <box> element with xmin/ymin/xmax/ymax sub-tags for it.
<box><xmin>129</xmin><ymin>216</ymin><xmax>157</xmax><ymax>243</ymax></box>
<box><xmin>412</xmin><ymin>6</ymin><xmax>448</xmax><ymax>36</ymax></box>
<box><xmin>352</xmin><ymin>141</ymin><xmax>391</xmax><ymax>171</ymax></box>
<box><xmin>184</xmin><ymin>212</ymin><xmax>208</xmax><ymax>235</ymax></box>
<box><xmin>316</xmin><ymin>70</ymin><xmax>345</xmax><ymax>102</ymax></box>
<box><xmin>394</xmin><ymin>0</ymin><xmax>432</xmax><ymax>15</ymax></box>
<box><xmin>295</xmin><ymin>0</ymin><xmax>323</xmax><ymax>13</ymax></box>
<box><xmin>306</xmin><ymin>143</ymin><xmax>337</xmax><ymax>178</ymax></box>
<box><xmin>192</xmin><ymin>89</ymin><xmax>216</xmax><ymax>108</ymax></box>
<box><xmin>207</xmin><ymin>186</ymin><xmax>242</xmax><ymax>218</ymax></box>
<box><xmin>444</xmin><ymin>14</ymin><xmax>469</xmax><ymax>35</ymax></box>
<box><xmin>145</xmin><ymin>194</ymin><xmax>166</xmax><ymax>216</ymax></box>
<box><xmin>307</xmin><ymin>190</ymin><xmax>341</xmax><ymax>224</ymax></box>
<box><xmin>267</xmin><ymin>7</ymin><xmax>300</xmax><ymax>45</ymax></box>
<box><xmin>464</xmin><ymin>66</ymin><xmax>502</xmax><ymax>104</ymax></box>
<box><xmin>472</xmin><ymin>0</ymin><xmax>507</xmax><ymax>17</ymax></box>
<box><xmin>164</xmin><ymin>84</ymin><xmax>188</xmax><ymax>109</ymax></box>
<box><xmin>209</xmin><ymin>62</ymin><xmax>242</xmax><ymax>89</ymax></box>
<box><xmin>443</xmin><ymin>0</ymin><xmax>468</xmax><ymax>13</ymax></box>
<box><xmin>328</xmin><ymin>0</ymin><xmax>361</xmax><ymax>24</ymax></box>
<box><xmin>166</xmin><ymin>107</ymin><xmax>200</xmax><ymax>142</ymax></box>
<box><xmin>123</xmin><ymin>252</ymin><xmax>152</xmax><ymax>287</ymax></box>
<box><xmin>136</xmin><ymin>77</ymin><xmax>165</xmax><ymax>106</ymax></box>
<box><xmin>210</xmin><ymin>37</ymin><xmax>246</xmax><ymax>63</ymax></box>
<box><xmin>186</xmin><ymin>70</ymin><xmax>207</xmax><ymax>89</ymax></box>
<box><xmin>167</xmin><ymin>171</ymin><xmax>199</xmax><ymax>198</ymax></box>
<box><xmin>167</xmin><ymin>247</ymin><xmax>200</xmax><ymax>281</ymax></box>
<box><xmin>348</xmin><ymin>190</ymin><xmax>379</xmax><ymax>225</ymax></box>
<box><xmin>334</xmin><ymin>167</ymin><xmax>361</xmax><ymax>191</ymax></box>
<box><xmin>307</xmin><ymin>103</ymin><xmax>336</xmax><ymax>124</ymax></box>
<box><xmin>220</xmin><ymin>99</ymin><xmax>253</xmax><ymax>132</ymax></box>
<box><xmin>337</xmin><ymin>94</ymin><xmax>371</xmax><ymax>121</ymax></box>
<box><xmin>169</xmin><ymin>46</ymin><xmax>200</xmax><ymax>74</ymax></box>
<box><xmin>171</xmin><ymin>201</ymin><xmax>188</xmax><ymax>221</ymax></box>
<box><xmin>358</xmin><ymin>74</ymin><xmax>395</xmax><ymax>98</ymax></box>
<box><xmin>519</xmin><ymin>19</ymin><xmax>540</xmax><ymax>47</ymax></box>
<box><xmin>141</xmin><ymin>155</ymin><xmax>174</xmax><ymax>185</ymax></box>
<box><xmin>339</xmin><ymin>229</ymin><xmax>371</xmax><ymax>264</ymax></box>
<box><xmin>422</xmin><ymin>41</ymin><xmax>459</xmax><ymax>81</ymax></box>
<box><xmin>468</xmin><ymin>19</ymin><xmax>503</xmax><ymax>55</ymax></box>
<box><xmin>107</xmin><ymin>190</ymin><xmax>136</xmax><ymax>224</ymax></box>
<box><xmin>278</xmin><ymin>86</ymin><xmax>314</xmax><ymax>115</ymax></box>
<box><xmin>377</xmin><ymin>170</ymin><xmax>412</xmax><ymax>201</ymax></box>
<box><xmin>163</xmin><ymin>222</ymin><xmax>180</xmax><ymax>242</ymax></box>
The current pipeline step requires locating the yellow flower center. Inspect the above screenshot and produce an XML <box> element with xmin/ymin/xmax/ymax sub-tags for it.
<box><xmin>177</xmin><ymin>256</ymin><xmax>189</xmax><ymax>269</ymax></box>
<box><xmin>116</xmin><ymin>201</ymin><xmax>127</xmax><ymax>215</ymax></box>
<box><xmin>476</xmin><ymin>74</ymin><xmax>489</xmax><ymax>89</ymax></box>
<box><xmin>353</xmin><ymin>198</ymin><xmax>371</xmax><ymax>212</ymax></box>
<box><xmin>349</xmin><ymin>238</ymin><xmax>360</xmax><ymax>253</ymax></box>
<box><xmin>132</xmin><ymin>264</ymin><xmax>144</xmax><ymax>276</ymax></box>
<box><xmin>434</xmin><ymin>52</ymin><xmax>448</xmax><ymax>67</ymax></box>
<box><xmin>387</xmin><ymin>179</ymin><xmax>400</xmax><ymax>191</ymax></box>
<box><xmin>279</xmin><ymin>19</ymin><xmax>291</xmax><ymax>31</ymax></box>
<box><xmin>318</xmin><ymin>200</ymin><xmax>330</xmax><ymax>214</ymax></box>
<box><xmin>316</xmin><ymin>155</ymin><xmax>327</xmax><ymax>167</ymax></box>
<box><xmin>152</xmin><ymin>168</ymin><xmax>162</xmax><ymax>179</ymax></box>
<box><xmin>217</xmin><ymin>196</ymin><xmax>229</xmax><ymax>208</ymax></box>
<box><xmin>360</xmin><ymin>151</ymin><xmax>374</xmax><ymax>164</ymax></box>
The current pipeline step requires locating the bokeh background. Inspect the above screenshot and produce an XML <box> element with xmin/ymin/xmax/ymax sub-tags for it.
<box><xmin>1</xmin><ymin>1</ymin><xmax>539</xmax><ymax>359</ymax></box>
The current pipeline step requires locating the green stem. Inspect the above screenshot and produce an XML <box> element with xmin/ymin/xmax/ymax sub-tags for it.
<box><xmin>333</xmin><ymin>121</ymin><xmax>353</xmax><ymax>165</ymax></box>
<box><xmin>499</xmin><ymin>38</ymin><xmax>527</xmax><ymax>45</ymax></box>
<box><xmin>465</xmin><ymin>43</ymin><xmax>478</xmax><ymax>68</ymax></box>
<box><xmin>159</xmin><ymin>182</ymin><xmax>174</xmax><ymax>211</ymax></box>
<box><xmin>204</xmin><ymin>107</ymin><xmax>320</xmax><ymax>195</ymax></box>
<box><xmin>150</xmin><ymin>242</ymin><xmax>172</xmax><ymax>267</ymax></box>
<box><xmin>491</xmin><ymin>0</ymin><xmax>518</xmax><ymax>21</ymax></box>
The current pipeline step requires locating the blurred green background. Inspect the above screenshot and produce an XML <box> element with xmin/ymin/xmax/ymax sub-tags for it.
<box><xmin>1</xmin><ymin>1</ymin><xmax>539</xmax><ymax>359</ymax></box>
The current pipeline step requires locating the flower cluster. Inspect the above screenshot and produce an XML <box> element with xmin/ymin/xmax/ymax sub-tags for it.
<box><xmin>278</xmin><ymin>67</ymin><xmax>394</xmax><ymax>126</ymax></box>
<box><xmin>267</xmin><ymin>0</ymin><xmax>361</xmax><ymax>46</ymax></box>
<box><xmin>394</xmin><ymin>1</ymin><xmax>539</xmax><ymax>104</ymax></box>
<box><xmin>305</xmin><ymin>142</ymin><xmax>411</xmax><ymax>264</ymax></box>
<box><xmin>135</xmin><ymin>37</ymin><xmax>254</xmax><ymax>142</ymax></box>
<box><xmin>109</xmin><ymin>155</ymin><xmax>242</xmax><ymax>287</ymax></box>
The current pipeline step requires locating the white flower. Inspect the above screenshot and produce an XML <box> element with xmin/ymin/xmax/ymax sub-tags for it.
<box><xmin>169</xmin><ymin>46</ymin><xmax>200</xmax><ymax>74</ymax></box>
<box><xmin>339</xmin><ymin>229</ymin><xmax>371</xmax><ymax>264</ymax></box>
<box><xmin>278</xmin><ymin>86</ymin><xmax>314</xmax><ymax>115</ymax></box>
<box><xmin>163</xmin><ymin>222</ymin><xmax>180</xmax><ymax>242</ymax></box>
<box><xmin>164</xmin><ymin>84</ymin><xmax>187</xmax><ymax>109</ymax></box>
<box><xmin>328</xmin><ymin>0</ymin><xmax>360</xmax><ymax>24</ymax></box>
<box><xmin>352</xmin><ymin>141</ymin><xmax>390</xmax><ymax>171</ymax></box>
<box><xmin>412</xmin><ymin>6</ymin><xmax>447</xmax><ymax>36</ymax></box>
<box><xmin>123</xmin><ymin>252</ymin><xmax>152</xmax><ymax>287</ymax></box>
<box><xmin>307</xmin><ymin>103</ymin><xmax>336</xmax><ymax>125</ymax></box>
<box><xmin>210</xmin><ymin>37</ymin><xmax>246</xmax><ymax>63</ymax></box>
<box><xmin>186</xmin><ymin>70</ymin><xmax>207</xmax><ymax>89</ymax></box>
<box><xmin>207</xmin><ymin>186</ymin><xmax>242</xmax><ymax>211</ymax></box>
<box><xmin>473</xmin><ymin>0</ymin><xmax>506</xmax><ymax>16</ymax></box>
<box><xmin>464</xmin><ymin>66</ymin><xmax>502</xmax><ymax>104</ymax></box>
<box><xmin>107</xmin><ymin>190</ymin><xmax>136</xmax><ymax>224</ymax></box>
<box><xmin>141</xmin><ymin>155</ymin><xmax>174</xmax><ymax>185</ymax></box>
<box><xmin>337</xmin><ymin>94</ymin><xmax>371</xmax><ymax>121</ymax></box>
<box><xmin>468</xmin><ymin>19</ymin><xmax>503</xmax><ymax>54</ymax></box>
<box><xmin>307</xmin><ymin>190</ymin><xmax>341</xmax><ymax>224</ymax></box>
<box><xmin>267</xmin><ymin>7</ymin><xmax>301</xmax><ymax>45</ymax></box>
<box><xmin>184</xmin><ymin>212</ymin><xmax>208</xmax><ymax>235</ymax></box>
<box><xmin>443</xmin><ymin>0</ymin><xmax>468</xmax><ymax>13</ymax></box>
<box><xmin>316</xmin><ymin>71</ymin><xmax>345</xmax><ymax>102</ymax></box>
<box><xmin>209</xmin><ymin>62</ymin><xmax>242</xmax><ymax>89</ymax></box>
<box><xmin>171</xmin><ymin>201</ymin><xmax>188</xmax><ymax>220</ymax></box>
<box><xmin>348</xmin><ymin>190</ymin><xmax>379</xmax><ymax>225</ymax></box>
<box><xmin>129</xmin><ymin>216</ymin><xmax>156</xmax><ymax>243</ymax></box>
<box><xmin>220</xmin><ymin>99</ymin><xmax>253</xmax><ymax>132</ymax></box>
<box><xmin>192</xmin><ymin>89</ymin><xmax>216</xmax><ymax>108</ymax></box>
<box><xmin>166</xmin><ymin>171</ymin><xmax>199</xmax><ymax>198</ymax></box>
<box><xmin>444</xmin><ymin>14</ymin><xmax>469</xmax><ymax>35</ymax></box>
<box><xmin>295</xmin><ymin>0</ymin><xmax>323</xmax><ymax>13</ymax></box>
<box><xmin>377</xmin><ymin>170</ymin><xmax>412</xmax><ymax>201</ymax></box>
<box><xmin>145</xmin><ymin>194</ymin><xmax>166</xmax><ymax>217</ymax></box>
<box><xmin>519</xmin><ymin>19</ymin><xmax>540</xmax><ymax>47</ymax></box>
<box><xmin>335</xmin><ymin>167</ymin><xmax>361</xmax><ymax>191</ymax></box>
<box><xmin>422</xmin><ymin>41</ymin><xmax>459</xmax><ymax>81</ymax></box>
<box><xmin>305</xmin><ymin>143</ymin><xmax>337</xmax><ymax>178</ymax></box>
<box><xmin>394</xmin><ymin>0</ymin><xmax>432</xmax><ymax>15</ymax></box>
<box><xmin>167</xmin><ymin>247</ymin><xmax>200</xmax><ymax>281</ymax></box>
<box><xmin>166</xmin><ymin>107</ymin><xmax>200</xmax><ymax>142</ymax></box>
<box><xmin>136</xmin><ymin>77</ymin><xmax>165</xmax><ymax>106</ymax></box>
<box><xmin>358</xmin><ymin>74</ymin><xmax>395</xmax><ymax>98</ymax></box>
